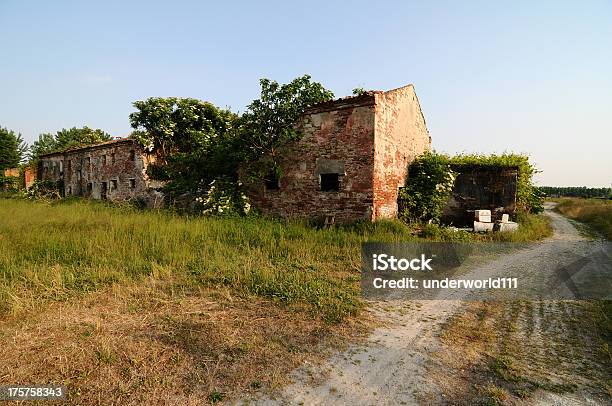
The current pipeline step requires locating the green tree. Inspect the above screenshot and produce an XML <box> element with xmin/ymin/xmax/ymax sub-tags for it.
<box><xmin>54</xmin><ymin>127</ymin><xmax>111</xmax><ymax>151</ymax></box>
<box><xmin>237</xmin><ymin>74</ymin><xmax>334</xmax><ymax>173</ymax></box>
<box><xmin>129</xmin><ymin>97</ymin><xmax>238</xmax><ymax>193</ymax></box>
<box><xmin>29</xmin><ymin>133</ymin><xmax>57</xmax><ymax>159</ymax></box>
<box><xmin>0</xmin><ymin>126</ymin><xmax>26</xmax><ymax>170</ymax></box>
<box><xmin>129</xmin><ymin>97</ymin><xmax>236</xmax><ymax>160</ymax></box>
<box><xmin>29</xmin><ymin>127</ymin><xmax>111</xmax><ymax>159</ymax></box>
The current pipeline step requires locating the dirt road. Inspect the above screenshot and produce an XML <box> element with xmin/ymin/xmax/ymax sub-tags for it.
<box><xmin>253</xmin><ymin>204</ymin><xmax>611</xmax><ymax>405</ymax></box>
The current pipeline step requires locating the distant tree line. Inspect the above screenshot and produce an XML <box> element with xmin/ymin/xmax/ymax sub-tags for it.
<box><xmin>538</xmin><ymin>186</ymin><xmax>611</xmax><ymax>198</ymax></box>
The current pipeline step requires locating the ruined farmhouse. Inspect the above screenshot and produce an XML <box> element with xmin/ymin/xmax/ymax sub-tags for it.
<box><xmin>36</xmin><ymin>83</ymin><xmax>518</xmax><ymax>224</ymax></box>
<box><xmin>38</xmin><ymin>138</ymin><xmax>163</xmax><ymax>206</ymax></box>
<box><xmin>247</xmin><ymin>84</ymin><xmax>431</xmax><ymax>222</ymax></box>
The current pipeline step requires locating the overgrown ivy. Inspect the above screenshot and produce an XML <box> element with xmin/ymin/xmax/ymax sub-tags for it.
<box><xmin>398</xmin><ymin>152</ymin><xmax>457</xmax><ymax>223</ymax></box>
<box><xmin>399</xmin><ymin>152</ymin><xmax>544</xmax><ymax>224</ymax></box>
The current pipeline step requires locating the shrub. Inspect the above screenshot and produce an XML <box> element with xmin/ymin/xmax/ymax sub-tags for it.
<box><xmin>194</xmin><ymin>178</ymin><xmax>251</xmax><ymax>216</ymax></box>
<box><xmin>398</xmin><ymin>152</ymin><xmax>456</xmax><ymax>223</ymax></box>
<box><xmin>24</xmin><ymin>179</ymin><xmax>61</xmax><ymax>201</ymax></box>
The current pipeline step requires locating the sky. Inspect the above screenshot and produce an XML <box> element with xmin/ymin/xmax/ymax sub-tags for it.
<box><xmin>1</xmin><ymin>0</ymin><xmax>610</xmax><ymax>187</ymax></box>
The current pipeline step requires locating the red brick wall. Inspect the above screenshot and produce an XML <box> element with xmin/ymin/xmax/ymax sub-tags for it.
<box><xmin>247</xmin><ymin>96</ymin><xmax>377</xmax><ymax>222</ymax></box>
<box><xmin>246</xmin><ymin>85</ymin><xmax>431</xmax><ymax>223</ymax></box>
<box><xmin>372</xmin><ymin>85</ymin><xmax>431</xmax><ymax>219</ymax></box>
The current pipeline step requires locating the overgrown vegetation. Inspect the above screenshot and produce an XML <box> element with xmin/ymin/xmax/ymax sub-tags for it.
<box><xmin>399</xmin><ymin>152</ymin><xmax>544</xmax><ymax>224</ymax></box>
<box><xmin>0</xmin><ymin>126</ymin><xmax>27</xmax><ymax>170</ymax></box>
<box><xmin>29</xmin><ymin>126</ymin><xmax>111</xmax><ymax>160</ymax></box>
<box><xmin>129</xmin><ymin>74</ymin><xmax>334</xmax><ymax>214</ymax></box>
<box><xmin>555</xmin><ymin>198</ymin><xmax>612</xmax><ymax>240</ymax></box>
<box><xmin>398</xmin><ymin>151</ymin><xmax>456</xmax><ymax>223</ymax></box>
<box><xmin>0</xmin><ymin>199</ymin><xmax>552</xmax><ymax>323</ymax></box>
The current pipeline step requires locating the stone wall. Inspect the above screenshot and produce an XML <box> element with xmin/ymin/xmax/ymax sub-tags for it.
<box><xmin>247</xmin><ymin>94</ymin><xmax>377</xmax><ymax>222</ymax></box>
<box><xmin>372</xmin><ymin>85</ymin><xmax>431</xmax><ymax>219</ymax></box>
<box><xmin>39</xmin><ymin>139</ymin><xmax>161</xmax><ymax>205</ymax></box>
<box><xmin>441</xmin><ymin>166</ymin><xmax>519</xmax><ymax>226</ymax></box>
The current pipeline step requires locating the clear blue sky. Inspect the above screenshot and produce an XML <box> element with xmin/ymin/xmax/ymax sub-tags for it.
<box><xmin>1</xmin><ymin>0</ymin><xmax>610</xmax><ymax>187</ymax></box>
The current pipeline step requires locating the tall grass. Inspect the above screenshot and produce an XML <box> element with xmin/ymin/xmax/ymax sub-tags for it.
<box><xmin>0</xmin><ymin>199</ymin><xmax>552</xmax><ymax>322</ymax></box>
<box><xmin>555</xmin><ymin>198</ymin><xmax>612</xmax><ymax>240</ymax></box>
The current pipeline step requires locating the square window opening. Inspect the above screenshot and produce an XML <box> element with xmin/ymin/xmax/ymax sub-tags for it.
<box><xmin>264</xmin><ymin>174</ymin><xmax>280</xmax><ymax>190</ymax></box>
<box><xmin>320</xmin><ymin>173</ymin><xmax>340</xmax><ymax>192</ymax></box>
<box><xmin>129</xmin><ymin>179</ymin><xmax>136</xmax><ymax>189</ymax></box>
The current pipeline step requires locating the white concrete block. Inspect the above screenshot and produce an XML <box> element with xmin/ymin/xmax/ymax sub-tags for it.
<box><xmin>474</xmin><ymin>221</ymin><xmax>494</xmax><ymax>232</ymax></box>
<box><xmin>477</xmin><ymin>215</ymin><xmax>492</xmax><ymax>222</ymax></box>
<box><xmin>498</xmin><ymin>221</ymin><xmax>519</xmax><ymax>232</ymax></box>
<box><xmin>474</xmin><ymin>210</ymin><xmax>491</xmax><ymax>221</ymax></box>
<box><xmin>501</xmin><ymin>214</ymin><xmax>510</xmax><ymax>223</ymax></box>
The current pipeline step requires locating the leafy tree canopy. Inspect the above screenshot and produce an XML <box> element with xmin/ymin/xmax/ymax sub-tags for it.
<box><xmin>237</xmin><ymin>74</ymin><xmax>334</xmax><ymax>167</ymax></box>
<box><xmin>129</xmin><ymin>97</ymin><xmax>238</xmax><ymax>194</ymax></box>
<box><xmin>0</xmin><ymin>126</ymin><xmax>27</xmax><ymax>170</ymax></box>
<box><xmin>30</xmin><ymin>126</ymin><xmax>112</xmax><ymax>159</ymax></box>
<box><xmin>129</xmin><ymin>97</ymin><xmax>236</xmax><ymax>159</ymax></box>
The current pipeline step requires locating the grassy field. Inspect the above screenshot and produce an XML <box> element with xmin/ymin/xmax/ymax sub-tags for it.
<box><xmin>0</xmin><ymin>198</ymin><xmax>553</xmax><ymax>404</ymax></box>
<box><xmin>555</xmin><ymin>198</ymin><xmax>612</xmax><ymax>240</ymax></box>
<box><xmin>0</xmin><ymin>198</ymin><xmax>552</xmax><ymax>321</ymax></box>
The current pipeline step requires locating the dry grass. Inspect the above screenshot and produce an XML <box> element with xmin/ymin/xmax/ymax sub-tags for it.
<box><xmin>430</xmin><ymin>300</ymin><xmax>611</xmax><ymax>405</ymax></box>
<box><xmin>0</xmin><ymin>275</ymin><xmax>370</xmax><ymax>405</ymax></box>
<box><xmin>555</xmin><ymin>198</ymin><xmax>612</xmax><ymax>240</ymax></box>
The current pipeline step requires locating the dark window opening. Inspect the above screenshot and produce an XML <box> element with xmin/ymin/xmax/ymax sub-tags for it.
<box><xmin>87</xmin><ymin>182</ymin><xmax>93</xmax><ymax>194</ymax></box>
<box><xmin>102</xmin><ymin>155</ymin><xmax>107</xmax><ymax>165</ymax></box>
<box><xmin>129</xmin><ymin>179</ymin><xmax>136</xmax><ymax>189</ymax></box>
<box><xmin>110</xmin><ymin>179</ymin><xmax>118</xmax><ymax>191</ymax></box>
<box><xmin>129</xmin><ymin>150</ymin><xmax>135</xmax><ymax>161</ymax></box>
<box><xmin>111</xmin><ymin>153</ymin><xmax>116</xmax><ymax>164</ymax></box>
<box><xmin>101</xmin><ymin>182</ymin><xmax>108</xmax><ymax>200</ymax></box>
<box><xmin>67</xmin><ymin>160</ymin><xmax>71</xmax><ymax>172</ymax></box>
<box><xmin>264</xmin><ymin>174</ymin><xmax>280</xmax><ymax>190</ymax></box>
<box><xmin>320</xmin><ymin>173</ymin><xmax>340</xmax><ymax>192</ymax></box>
<box><xmin>67</xmin><ymin>186</ymin><xmax>72</xmax><ymax>195</ymax></box>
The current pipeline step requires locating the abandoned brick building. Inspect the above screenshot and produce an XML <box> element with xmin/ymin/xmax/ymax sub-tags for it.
<box><xmin>36</xmin><ymin>83</ymin><xmax>518</xmax><ymax>224</ymax></box>
<box><xmin>247</xmin><ymin>84</ymin><xmax>432</xmax><ymax>222</ymax></box>
<box><xmin>38</xmin><ymin>138</ymin><xmax>162</xmax><ymax>205</ymax></box>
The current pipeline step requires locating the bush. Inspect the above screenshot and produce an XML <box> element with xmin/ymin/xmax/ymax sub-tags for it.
<box><xmin>24</xmin><ymin>179</ymin><xmax>61</xmax><ymax>201</ymax></box>
<box><xmin>0</xmin><ymin>174</ymin><xmax>19</xmax><ymax>192</ymax></box>
<box><xmin>398</xmin><ymin>152</ymin><xmax>456</xmax><ymax>223</ymax></box>
<box><xmin>194</xmin><ymin>178</ymin><xmax>251</xmax><ymax>216</ymax></box>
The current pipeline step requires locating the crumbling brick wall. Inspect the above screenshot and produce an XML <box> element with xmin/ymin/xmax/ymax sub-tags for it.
<box><xmin>38</xmin><ymin>139</ymin><xmax>160</xmax><ymax>204</ymax></box>
<box><xmin>247</xmin><ymin>84</ymin><xmax>431</xmax><ymax>223</ymax></box>
<box><xmin>373</xmin><ymin>85</ymin><xmax>431</xmax><ymax>219</ymax></box>
<box><xmin>247</xmin><ymin>95</ymin><xmax>377</xmax><ymax>222</ymax></box>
